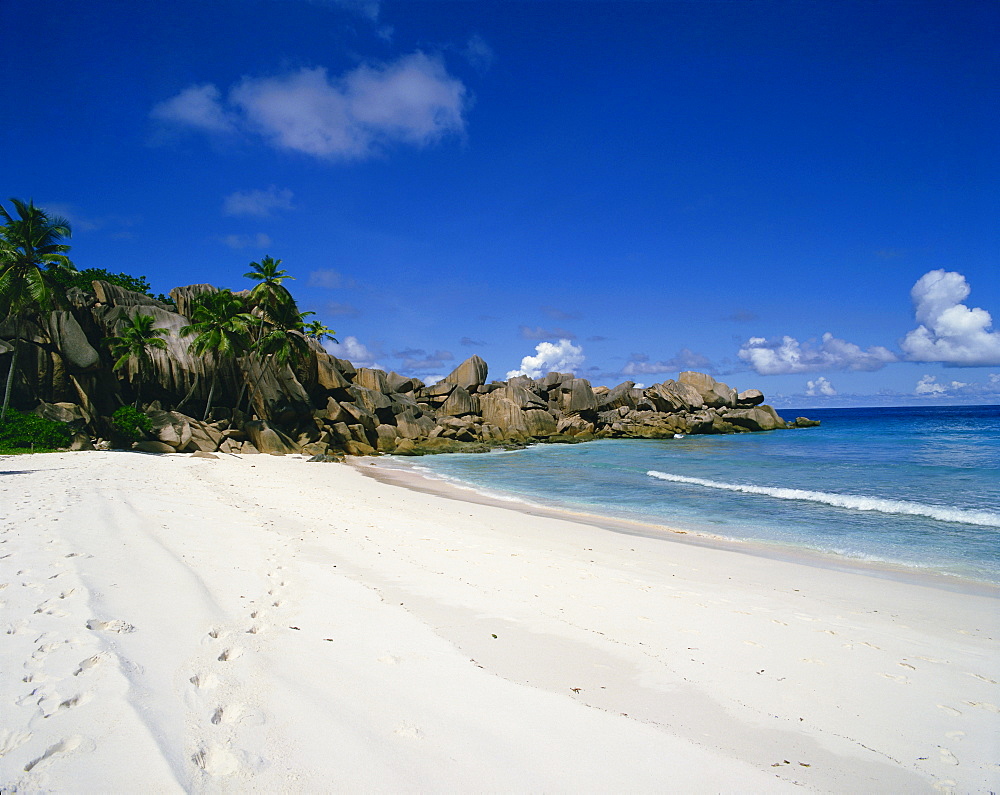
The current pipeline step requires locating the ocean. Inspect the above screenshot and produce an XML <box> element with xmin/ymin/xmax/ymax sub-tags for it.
<box><xmin>394</xmin><ymin>405</ymin><xmax>1000</xmax><ymax>585</ymax></box>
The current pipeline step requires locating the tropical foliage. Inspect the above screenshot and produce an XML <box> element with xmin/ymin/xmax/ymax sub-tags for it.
<box><xmin>240</xmin><ymin>256</ymin><xmax>320</xmax><ymax>419</ymax></box>
<box><xmin>105</xmin><ymin>311</ymin><xmax>169</xmax><ymax>408</ymax></box>
<box><xmin>110</xmin><ymin>405</ymin><xmax>152</xmax><ymax>443</ymax></box>
<box><xmin>180</xmin><ymin>290</ymin><xmax>255</xmax><ymax>420</ymax></box>
<box><xmin>303</xmin><ymin>319</ymin><xmax>337</xmax><ymax>344</ymax></box>
<box><xmin>0</xmin><ymin>408</ymin><xmax>73</xmax><ymax>452</ymax></box>
<box><xmin>49</xmin><ymin>267</ymin><xmax>173</xmax><ymax>304</ymax></box>
<box><xmin>1</xmin><ymin>199</ymin><xmax>345</xmax><ymax>440</ymax></box>
<box><xmin>0</xmin><ymin>198</ymin><xmax>74</xmax><ymax>422</ymax></box>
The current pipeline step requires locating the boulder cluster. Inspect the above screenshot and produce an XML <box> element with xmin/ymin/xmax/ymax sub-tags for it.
<box><xmin>2</xmin><ymin>281</ymin><xmax>817</xmax><ymax>456</ymax></box>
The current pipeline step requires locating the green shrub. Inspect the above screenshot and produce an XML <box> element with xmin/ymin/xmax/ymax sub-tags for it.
<box><xmin>110</xmin><ymin>406</ymin><xmax>152</xmax><ymax>443</ymax></box>
<box><xmin>0</xmin><ymin>409</ymin><xmax>73</xmax><ymax>452</ymax></box>
<box><xmin>48</xmin><ymin>267</ymin><xmax>174</xmax><ymax>304</ymax></box>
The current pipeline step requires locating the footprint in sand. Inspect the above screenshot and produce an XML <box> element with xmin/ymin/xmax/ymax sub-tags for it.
<box><xmin>0</xmin><ymin>728</ymin><xmax>32</xmax><ymax>757</ymax></box>
<box><xmin>192</xmin><ymin>746</ymin><xmax>240</xmax><ymax>776</ymax></box>
<box><xmin>937</xmin><ymin>747</ymin><xmax>959</xmax><ymax>766</ymax></box>
<box><xmin>880</xmin><ymin>673</ymin><xmax>911</xmax><ymax>684</ymax></box>
<box><xmin>744</xmin><ymin>640</ymin><xmax>764</xmax><ymax>647</ymax></box>
<box><xmin>211</xmin><ymin>704</ymin><xmax>242</xmax><ymax>725</ymax></box>
<box><xmin>23</xmin><ymin>735</ymin><xmax>95</xmax><ymax>772</ymax></box>
<box><xmin>190</xmin><ymin>672</ymin><xmax>220</xmax><ymax>690</ymax></box>
<box><xmin>937</xmin><ymin>704</ymin><xmax>962</xmax><ymax>717</ymax></box>
<box><xmin>966</xmin><ymin>672</ymin><xmax>998</xmax><ymax>684</ymax></box>
<box><xmin>41</xmin><ymin>692</ymin><xmax>93</xmax><ymax>718</ymax></box>
<box><xmin>34</xmin><ymin>605</ymin><xmax>69</xmax><ymax>618</ymax></box>
<box><xmin>962</xmin><ymin>701</ymin><xmax>999</xmax><ymax>713</ymax></box>
<box><xmin>217</xmin><ymin>647</ymin><xmax>243</xmax><ymax>662</ymax></box>
<box><xmin>32</xmin><ymin>641</ymin><xmax>67</xmax><ymax>660</ymax></box>
<box><xmin>16</xmin><ymin>690</ymin><xmax>44</xmax><ymax>708</ymax></box>
<box><xmin>74</xmin><ymin>653</ymin><xmax>108</xmax><ymax>677</ymax></box>
<box><xmin>86</xmin><ymin>618</ymin><xmax>135</xmax><ymax>634</ymax></box>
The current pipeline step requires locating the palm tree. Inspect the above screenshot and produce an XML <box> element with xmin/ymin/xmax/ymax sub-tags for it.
<box><xmin>104</xmin><ymin>311</ymin><xmax>168</xmax><ymax>408</ymax></box>
<box><xmin>0</xmin><ymin>199</ymin><xmax>74</xmax><ymax>422</ymax></box>
<box><xmin>244</xmin><ymin>255</ymin><xmax>294</xmax><ymax>346</ymax></box>
<box><xmin>180</xmin><ymin>290</ymin><xmax>254</xmax><ymax>421</ymax></box>
<box><xmin>241</xmin><ymin>257</ymin><xmax>299</xmax><ymax>418</ymax></box>
<box><xmin>244</xmin><ymin>300</ymin><xmax>312</xmax><ymax>418</ymax></box>
<box><xmin>303</xmin><ymin>319</ymin><xmax>338</xmax><ymax>345</ymax></box>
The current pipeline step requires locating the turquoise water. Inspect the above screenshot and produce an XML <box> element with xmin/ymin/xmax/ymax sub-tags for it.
<box><xmin>399</xmin><ymin>405</ymin><xmax>1000</xmax><ymax>584</ymax></box>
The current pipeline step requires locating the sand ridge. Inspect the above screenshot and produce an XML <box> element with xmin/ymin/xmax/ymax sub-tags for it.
<box><xmin>1</xmin><ymin>451</ymin><xmax>997</xmax><ymax>792</ymax></box>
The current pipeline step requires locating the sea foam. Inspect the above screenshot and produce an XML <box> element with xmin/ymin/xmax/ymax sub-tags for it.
<box><xmin>646</xmin><ymin>471</ymin><xmax>1000</xmax><ymax>528</ymax></box>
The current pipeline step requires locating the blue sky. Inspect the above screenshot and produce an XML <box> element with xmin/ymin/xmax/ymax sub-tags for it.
<box><xmin>3</xmin><ymin>0</ymin><xmax>998</xmax><ymax>407</ymax></box>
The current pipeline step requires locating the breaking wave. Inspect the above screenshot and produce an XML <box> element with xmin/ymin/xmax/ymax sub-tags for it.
<box><xmin>646</xmin><ymin>471</ymin><xmax>1000</xmax><ymax>528</ymax></box>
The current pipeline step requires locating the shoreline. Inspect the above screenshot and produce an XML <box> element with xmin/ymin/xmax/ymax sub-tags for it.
<box><xmin>2</xmin><ymin>451</ymin><xmax>998</xmax><ymax>792</ymax></box>
<box><xmin>357</xmin><ymin>454</ymin><xmax>1000</xmax><ymax>598</ymax></box>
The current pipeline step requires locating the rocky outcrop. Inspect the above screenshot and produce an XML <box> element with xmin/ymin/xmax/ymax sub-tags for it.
<box><xmin>441</xmin><ymin>355</ymin><xmax>487</xmax><ymax>391</ymax></box>
<box><xmin>0</xmin><ymin>279</ymin><xmax>818</xmax><ymax>455</ymax></box>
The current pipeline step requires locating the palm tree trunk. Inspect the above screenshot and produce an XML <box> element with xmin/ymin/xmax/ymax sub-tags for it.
<box><xmin>1</xmin><ymin>337</ymin><xmax>19</xmax><ymax>423</ymax></box>
<box><xmin>133</xmin><ymin>366</ymin><xmax>143</xmax><ymax>410</ymax></box>
<box><xmin>203</xmin><ymin>372</ymin><xmax>217</xmax><ymax>422</ymax></box>
<box><xmin>176</xmin><ymin>372</ymin><xmax>200</xmax><ymax>412</ymax></box>
<box><xmin>245</xmin><ymin>354</ymin><xmax>275</xmax><ymax>421</ymax></box>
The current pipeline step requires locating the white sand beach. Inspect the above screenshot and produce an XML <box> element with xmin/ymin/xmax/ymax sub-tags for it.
<box><xmin>1</xmin><ymin>451</ymin><xmax>997</xmax><ymax>793</ymax></box>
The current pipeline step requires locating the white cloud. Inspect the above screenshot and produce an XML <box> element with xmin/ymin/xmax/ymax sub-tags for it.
<box><xmin>507</xmin><ymin>339</ymin><xmax>584</xmax><ymax>379</ymax></box>
<box><xmin>153</xmin><ymin>53</ymin><xmax>468</xmax><ymax>161</ymax></box>
<box><xmin>901</xmin><ymin>270</ymin><xmax>1000</xmax><ymax>366</ymax></box>
<box><xmin>331</xmin><ymin>335</ymin><xmax>384</xmax><ymax>370</ymax></box>
<box><xmin>150</xmin><ymin>84</ymin><xmax>236</xmax><ymax>133</ymax></box>
<box><xmin>738</xmin><ymin>333</ymin><xmax>897</xmax><ymax>375</ymax></box>
<box><xmin>915</xmin><ymin>374</ymin><xmax>968</xmax><ymax>396</ymax></box>
<box><xmin>806</xmin><ymin>376</ymin><xmax>837</xmax><ymax>396</ymax></box>
<box><xmin>222</xmin><ymin>232</ymin><xmax>272</xmax><ymax>250</ymax></box>
<box><xmin>223</xmin><ymin>186</ymin><xmax>294</xmax><ymax>217</ymax></box>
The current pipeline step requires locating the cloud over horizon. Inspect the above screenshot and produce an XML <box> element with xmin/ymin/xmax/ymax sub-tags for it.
<box><xmin>806</xmin><ymin>376</ymin><xmax>837</xmax><ymax>396</ymax></box>
<box><xmin>739</xmin><ymin>333</ymin><xmax>898</xmax><ymax>375</ymax></box>
<box><xmin>151</xmin><ymin>52</ymin><xmax>468</xmax><ymax>161</ymax></box>
<box><xmin>901</xmin><ymin>270</ymin><xmax>1000</xmax><ymax>366</ymax></box>
<box><xmin>507</xmin><ymin>339</ymin><xmax>584</xmax><ymax>379</ymax></box>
